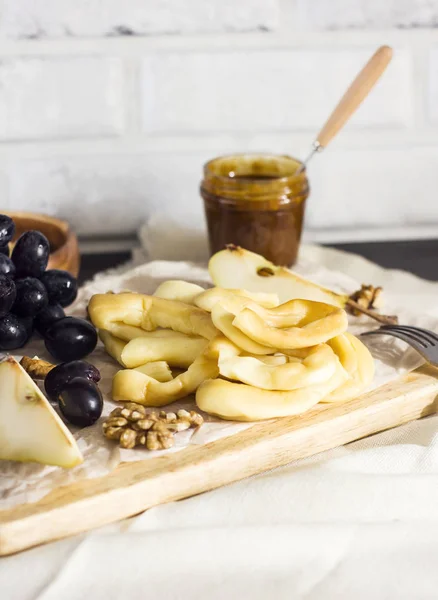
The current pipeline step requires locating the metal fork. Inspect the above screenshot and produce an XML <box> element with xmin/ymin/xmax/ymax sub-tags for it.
<box><xmin>361</xmin><ymin>324</ymin><xmax>438</xmax><ymax>368</ymax></box>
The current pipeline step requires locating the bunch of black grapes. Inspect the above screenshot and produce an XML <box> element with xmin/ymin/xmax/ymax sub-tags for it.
<box><xmin>0</xmin><ymin>214</ymin><xmax>97</xmax><ymax>361</ymax></box>
<box><xmin>0</xmin><ymin>215</ymin><xmax>103</xmax><ymax>426</ymax></box>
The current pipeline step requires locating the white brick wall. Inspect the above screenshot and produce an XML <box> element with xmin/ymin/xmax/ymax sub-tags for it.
<box><xmin>295</xmin><ymin>0</ymin><xmax>438</xmax><ymax>30</ymax></box>
<box><xmin>306</xmin><ymin>146</ymin><xmax>438</xmax><ymax>230</ymax></box>
<box><xmin>141</xmin><ymin>48</ymin><xmax>412</xmax><ymax>133</ymax></box>
<box><xmin>7</xmin><ymin>154</ymin><xmax>207</xmax><ymax>235</ymax></box>
<box><xmin>0</xmin><ymin>0</ymin><xmax>278</xmax><ymax>38</ymax></box>
<box><xmin>428</xmin><ymin>48</ymin><xmax>438</xmax><ymax>124</ymax></box>
<box><xmin>0</xmin><ymin>0</ymin><xmax>437</xmax><ymax>243</ymax></box>
<box><xmin>0</xmin><ymin>57</ymin><xmax>124</xmax><ymax>140</ymax></box>
<box><xmin>7</xmin><ymin>144</ymin><xmax>438</xmax><ymax>237</ymax></box>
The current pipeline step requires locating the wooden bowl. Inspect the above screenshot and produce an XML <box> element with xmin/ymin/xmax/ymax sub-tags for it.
<box><xmin>5</xmin><ymin>211</ymin><xmax>80</xmax><ymax>277</ymax></box>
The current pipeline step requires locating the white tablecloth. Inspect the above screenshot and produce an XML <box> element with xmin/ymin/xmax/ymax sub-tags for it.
<box><xmin>2</xmin><ymin>245</ymin><xmax>438</xmax><ymax>600</ymax></box>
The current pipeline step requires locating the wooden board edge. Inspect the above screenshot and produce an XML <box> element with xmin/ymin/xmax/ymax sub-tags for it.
<box><xmin>1</xmin><ymin>368</ymin><xmax>438</xmax><ymax>556</ymax></box>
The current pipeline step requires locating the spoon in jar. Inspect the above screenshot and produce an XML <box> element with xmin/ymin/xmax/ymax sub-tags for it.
<box><xmin>295</xmin><ymin>45</ymin><xmax>393</xmax><ymax>176</ymax></box>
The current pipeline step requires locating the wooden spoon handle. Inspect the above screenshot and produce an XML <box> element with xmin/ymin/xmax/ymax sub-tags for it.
<box><xmin>316</xmin><ymin>45</ymin><xmax>393</xmax><ymax>149</ymax></box>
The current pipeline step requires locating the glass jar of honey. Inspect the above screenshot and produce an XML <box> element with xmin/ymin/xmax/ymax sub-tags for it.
<box><xmin>200</xmin><ymin>153</ymin><xmax>309</xmax><ymax>266</ymax></box>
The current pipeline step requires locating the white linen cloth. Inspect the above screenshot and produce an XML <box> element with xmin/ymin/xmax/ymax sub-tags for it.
<box><xmin>1</xmin><ymin>244</ymin><xmax>438</xmax><ymax>600</ymax></box>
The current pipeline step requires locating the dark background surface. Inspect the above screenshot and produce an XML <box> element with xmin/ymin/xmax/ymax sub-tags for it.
<box><xmin>332</xmin><ymin>240</ymin><xmax>437</xmax><ymax>281</ymax></box>
<box><xmin>78</xmin><ymin>239</ymin><xmax>438</xmax><ymax>285</ymax></box>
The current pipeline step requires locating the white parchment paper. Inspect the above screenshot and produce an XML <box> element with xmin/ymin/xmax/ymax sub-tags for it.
<box><xmin>1</xmin><ymin>257</ymin><xmax>435</xmax><ymax>509</ymax></box>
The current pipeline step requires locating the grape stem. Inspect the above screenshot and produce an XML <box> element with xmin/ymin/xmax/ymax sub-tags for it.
<box><xmin>346</xmin><ymin>298</ymin><xmax>398</xmax><ymax>325</ymax></box>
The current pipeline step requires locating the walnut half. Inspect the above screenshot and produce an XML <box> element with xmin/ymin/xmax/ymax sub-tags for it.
<box><xmin>20</xmin><ymin>356</ymin><xmax>55</xmax><ymax>379</ymax></box>
<box><xmin>348</xmin><ymin>284</ymin><xmax>383</xmax><ymax>315</ymax></box>
<box><xmin>102</xmin><ymin>404</ymin><xmax>204</xmax><ymax>450</ymax></box>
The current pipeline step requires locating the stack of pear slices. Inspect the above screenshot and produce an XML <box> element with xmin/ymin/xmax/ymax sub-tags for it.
<box><xmin>0</xmin><ymin>247</ymin><xmax>377</xmax><ymax>467</ymax></box>
<box><xmin>89</xmin><ymin>247</ymin><xmax>375</xmax><ymax>422</ymax></box>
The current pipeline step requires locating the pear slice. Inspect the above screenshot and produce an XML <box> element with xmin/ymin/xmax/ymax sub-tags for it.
<box><xmin>209</xmin><ymin>246</ymin><xmax>347</xmax><ymax>308</ymax></box>
<box><xmin>0</xmin><ymin>357</ymin><xmax>83</xmax><ymax>468</ymax></box>
<box><xmin>153</xmin><ymin>280</ymin><xmax>205</xmax><ymax>304</ymax></box>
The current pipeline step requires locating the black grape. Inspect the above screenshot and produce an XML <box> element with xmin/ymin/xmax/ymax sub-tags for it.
<box><xmin>44</xmin><ymin>317</ymin><xmax>97</xmax><ymax>362</ymax></box>
<box><xmin>34</xmin><ymin>304</ymin><xmax>65</xmax><ymax>336</ymax></box>
<box><xmin>0</xmin><ymin>313</ymin><xmax>29</xmax><ymax>350</ymax></box>
<box><xmin>13</xmin><ymin>277</ymin><xmax>48</xmax><ymax>318</ymax></box>
<box><xmin>41</xmin><ymin>269</ymin><xmax>78</xmax><ymax>308</ymax></box>
<box><xmin>44</xmin><ymin>360</ymin><xmax>101</xmax><ymax>403</ymax></box>
<box><xmin>0</xmin><ymin>275</ymin><xmax>16</xmax><ymax>317</ymax></box>
<box><xmin>11</xmin><ymin>231</ymin><xmax>50</xmax><ymax>278</ymax></box>
<box><xmin>0</xmin><ymin>254</ymin><xmax>16</xmax><ymax>278</ymax></box>
<box><xmin>58</xmin><ymin>377</ymin><xmax>103</xmax><ymax>427</ymax></box>
<box><xmin>0</xmin><ymin>215</ymin><xmax>15</xmax><ymax>246</ymax></box>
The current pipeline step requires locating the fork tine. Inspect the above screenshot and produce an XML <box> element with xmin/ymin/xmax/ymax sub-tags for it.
<box><xmin>361</xmin><ymin>328</ymin><xmax>427</xmax><ymax>352</ymax></box>
<box><xmin>413</xmin><ymin>327</ymin><xmax>438</xmax><ymax>344</ymax></box>
<box><xmin>380</xmin><ymin>326</ymin><xmax>429</xmax><ymax>348</ymax></box>
<box><xmin>380</xmin><ymin>324</ymin><xmax>438</xmax><ymax>346</ymax></box>
<box><xmin>380</xmin><ymin>325</ymin><xmax>433</xmax><ymax>348</ymax></box>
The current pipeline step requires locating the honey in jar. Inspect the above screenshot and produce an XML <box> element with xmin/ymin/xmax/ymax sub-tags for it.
<box><xmin>200</xmin><ymin>153</ymin><xmax>309</xmax><ymax>266</ymax></box>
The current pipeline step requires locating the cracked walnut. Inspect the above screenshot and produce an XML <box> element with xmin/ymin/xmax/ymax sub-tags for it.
<box><xmin>103</xmin><ymin>404</ymin><xmax>204</xmax><ymax>450</ymax></box>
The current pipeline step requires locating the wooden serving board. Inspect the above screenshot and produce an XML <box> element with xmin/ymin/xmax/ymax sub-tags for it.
<box><xmin>1</xmin><ymin>367</ymin><xmax>438</xmax><ymax>557</ymax></box>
